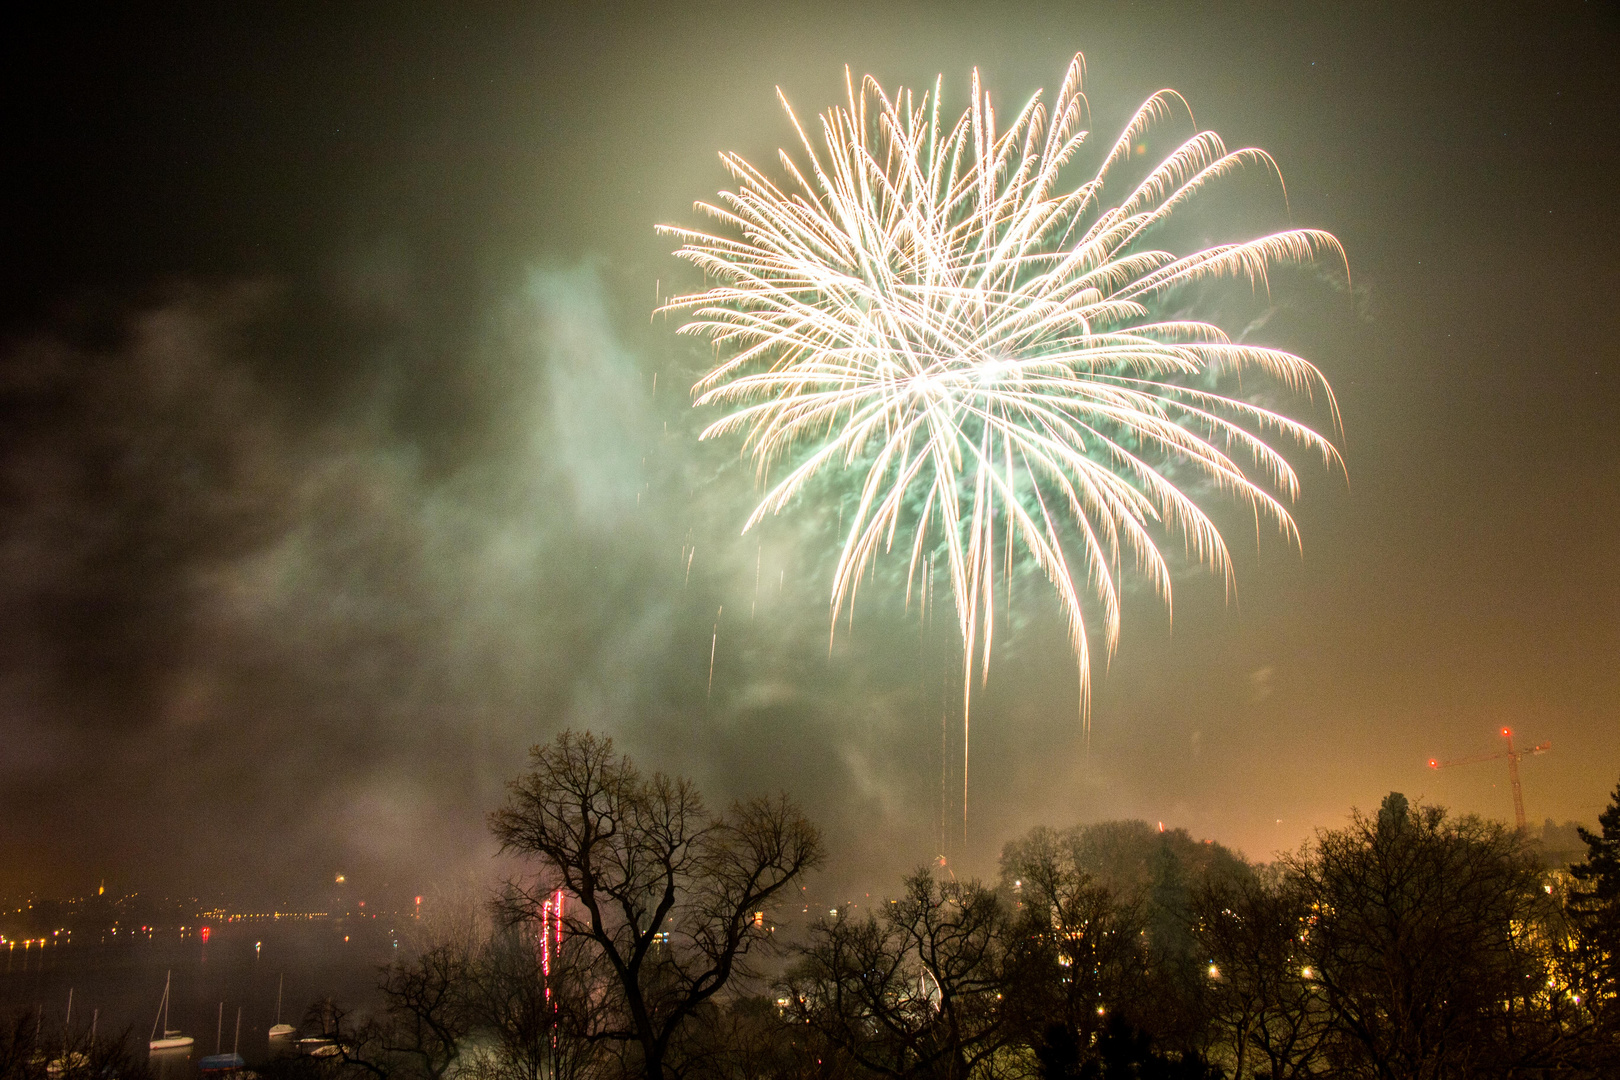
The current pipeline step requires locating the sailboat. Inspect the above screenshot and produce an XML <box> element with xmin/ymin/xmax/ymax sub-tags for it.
<box><xmin>198</xmin><ymin>1004</ymin><xmax>246</xmax><ymax>1072</ymax></box>
<box><xmin>268</xmin><ymin>975</ymin><xmax>295</xmax><ymax>1040</ymax></box>
<box><xmin>46</xmin><ymin>990</ymin><xmax>89</xmax><ymax>1077</ymax></box>
<box><xmin>149</xmin><ymin>972</ymin><xmax>195</xmax><ymax>1052</ymax></box>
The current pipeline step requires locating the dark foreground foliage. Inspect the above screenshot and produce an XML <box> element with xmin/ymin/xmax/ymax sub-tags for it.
<box><xmin>260</xmin><ymin>738</ymin><xmax>1620</xmax><ymax>1080</ymax></box>
<box><xmin>0</xmin><ymin>1012</ymin><xmax>152</xmax><ymax>1080</ymax></box>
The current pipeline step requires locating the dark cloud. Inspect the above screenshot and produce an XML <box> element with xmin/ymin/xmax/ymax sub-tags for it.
<box><xmin>0</xmin><ymin>262</ymin><xmax>985</xmax><ymax>903</ymax></box>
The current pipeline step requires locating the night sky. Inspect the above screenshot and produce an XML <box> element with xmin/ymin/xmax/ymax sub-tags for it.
<box><xmin>3</xmin><ymin>1</ymin><xmax>1618</xmax><ymax>906</ymax></box>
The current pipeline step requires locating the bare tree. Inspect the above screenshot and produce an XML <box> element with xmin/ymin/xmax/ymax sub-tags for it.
<box><xmin>463</xmin><ymin>909</ymin><xmax>609</xmax><ymax>1080</ymax></box>
<box><xmin>376</xmin><ymin>941</ymin><xmax>476</xmax><ymax>1080</ymax></box>
<box><xmin>0</xmin><ymin>1008</ymin><xmax>152</xmax><ymax>1080</ymax></box>
<box><xmin>489</xmin><ymin>730</ymin><xmax>824</xmax><ymax>1080</ymax></box>
<box><xmin>300</xmin><ymin>998</ymin><xmax>391</xmax><ymax>1080</ymax></box>
<box><xmin>784</xmin><ymin>870</ymin><xmax>1011</xmax><ymax>1080</ymax></box>
<box><xmin>1190</xmin><ymin>868</ymin><xmax>1329</xmax><ymax>1079</ymax></box>
<box><xmin>1283</xmin><ymin>793</ymin><xmax>1546</xmax><ymax>1080</ymax></box>
<box><xmin>999</xmin><ymin>827</ymin><xmax>1151</xmax><ymax>1078</ymax></box>
<box><xmin>293</xmin><ymin>945</ymin><xmax>476</xmax><ymax>1080</ymax></box>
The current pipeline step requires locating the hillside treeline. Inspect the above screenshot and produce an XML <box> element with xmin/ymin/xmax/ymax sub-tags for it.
<box><xmin>256</xmin><ymin>733</ymin><xmax>1619</xmax><ymax>1080</ymax></box>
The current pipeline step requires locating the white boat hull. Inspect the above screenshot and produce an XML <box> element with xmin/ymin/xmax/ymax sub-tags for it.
<box><xmin>268</xmin><ymin>1024</ymin><xmax>296</xmax><ymax>1039</ymax></box>
<box><xmin>150</xmin><ymin>972</ymin><xmax>192</xmax><ymax>1053</ymax></box>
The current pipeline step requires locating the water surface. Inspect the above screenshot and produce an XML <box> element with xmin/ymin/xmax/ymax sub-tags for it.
<box><xmin>1</xmin><ymin>920</ymin><xmax>400</xmax><ymax>1076</ymax></box>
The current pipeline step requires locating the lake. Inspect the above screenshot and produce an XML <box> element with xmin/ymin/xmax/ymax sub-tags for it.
<box><xmin>1</xmin><ymin>919</ymin><xmax>402</xmax><ymax>1077</ymax></box>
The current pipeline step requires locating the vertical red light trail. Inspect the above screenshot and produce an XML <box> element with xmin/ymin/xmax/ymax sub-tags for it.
<box><xmin>536</xmin><ymin>887</ymin><xmax>565</xmax><ymax>1057</ymax></box>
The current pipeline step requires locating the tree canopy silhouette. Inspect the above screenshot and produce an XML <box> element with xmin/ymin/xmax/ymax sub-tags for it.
<box><xmin>489</xmin><ymin>730</ymin><xmax>823</xmax><ymax>1080</ymax></box>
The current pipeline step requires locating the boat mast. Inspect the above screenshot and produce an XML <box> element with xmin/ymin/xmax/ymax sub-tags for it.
<box><xmin>151</xmin><ymin>972</ymin><xmax>171</xmax><ymax>1042</ymax></box>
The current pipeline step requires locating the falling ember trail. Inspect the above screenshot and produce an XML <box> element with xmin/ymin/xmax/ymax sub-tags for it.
<box><xmin>707</xmin><ymin>606</ymin><xmax>722</xmax><ymax>700</ymax></box>
<box><xmin>941</xmin><ymin>665</ymin><xmax>949</xmax><ymax>861</ymax></box>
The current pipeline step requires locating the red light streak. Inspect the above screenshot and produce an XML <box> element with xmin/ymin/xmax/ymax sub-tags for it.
<box><xmin>535</xmin><ymin>888</ymin><xmax>565</xmax><ymax>1048</ymax></box>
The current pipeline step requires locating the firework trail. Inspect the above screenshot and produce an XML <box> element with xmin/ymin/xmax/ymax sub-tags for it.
<box><xmin>659</xmin><ymin>54</ymin><xmax>1344</xmax><ymax>824</ymax></box>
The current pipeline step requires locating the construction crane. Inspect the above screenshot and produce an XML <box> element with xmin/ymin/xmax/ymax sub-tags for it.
<box><xmin>1427</xmin><ymin>727</ymin><xmax>1550</xmax><ymax>831</ymax></box>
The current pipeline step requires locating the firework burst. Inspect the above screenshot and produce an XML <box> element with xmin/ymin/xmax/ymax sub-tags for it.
<box><xmin>658</xmin><ymin>54</ymin><xmax>1344</xmax><ymax>787</ymax></box>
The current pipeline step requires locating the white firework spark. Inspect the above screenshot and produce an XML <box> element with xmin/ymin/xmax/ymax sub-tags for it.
<box><xmin>658</xmin><ymin>54</ymin><xmax>1344</xmax><ymax>793</ymax></box>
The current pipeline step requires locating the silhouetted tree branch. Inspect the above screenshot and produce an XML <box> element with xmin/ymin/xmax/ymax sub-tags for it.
<box><xmin>489</xmin><ymin>730</ymin><xmax>824</xmax><ymax>1080</ymax></box>
<box><xmin>785</xmin><ymin>870</ymin><xmax>1010</xmax><ymax>1080</ymax></box>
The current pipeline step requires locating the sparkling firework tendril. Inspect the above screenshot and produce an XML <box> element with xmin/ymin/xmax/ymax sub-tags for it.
<box><xmin>657</xmin><ymin>54</ymin><xmax>1345</xmax><ymax>815</ymax></box>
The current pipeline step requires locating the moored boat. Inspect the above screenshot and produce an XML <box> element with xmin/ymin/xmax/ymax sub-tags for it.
<box><xmin>268</xmin><ymin>975</ymin><xmax>295</xmax><ymax>1040</ymax></box>
<box><xmin>198</xmin><ymin>1052</ymin><xmax>247</xmax><ymax>1073</ymax></box>
<box><xmin>46</xmin><ymin>1052</ymin><xmax>88</xmax><ymax>1077</ymax></box>
<box><xmin>199</xmin><ymin>1003</ymin><xmax>246</xmax><ymax>1071</ymax></box>
<box><xmin>148</xmin><ymin>972</ymin><xmax>194</xmax><ymax>1052</ymax></box>
<box><xmin>297</xmin><ymin>1037</ymin><xmax>340</xmax><ymax>1058</ymax></box>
